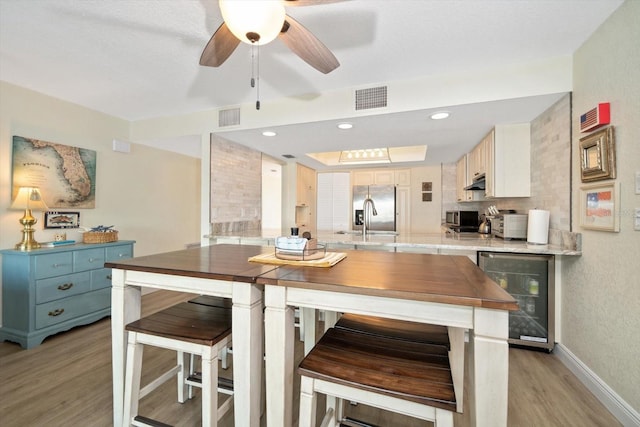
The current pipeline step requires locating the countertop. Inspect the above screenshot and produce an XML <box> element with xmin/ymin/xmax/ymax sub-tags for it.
<box><xmin>207</xmin><ymin>229</ymin><xmax>582</xmax><ymax>256</ymax></box>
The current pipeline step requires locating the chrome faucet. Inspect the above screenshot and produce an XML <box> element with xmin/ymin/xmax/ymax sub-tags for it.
<box><xmin>362</xmin><ymin>193</ymin><xmax>378</xmax><ymax>239</ymax></box>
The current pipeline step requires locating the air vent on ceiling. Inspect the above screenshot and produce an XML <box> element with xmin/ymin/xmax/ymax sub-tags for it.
<box><xmin>218</xmin><ymin>107</ymin><xmax>240</xmax><ymax>127</ymax></box>
<box><xmin>354</xmin><ymin>86</ymin><xmax>388</xmax><ymax>111</ymax></box>
<box><xmin>282</xmin><ymin>154</ymin><xmax>296</xmax><ymax>159</ymax></box>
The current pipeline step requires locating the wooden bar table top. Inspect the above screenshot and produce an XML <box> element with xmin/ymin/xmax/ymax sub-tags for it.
<box><xmin>258</xmin><ymin>248</ymin><xmax>518</xmax><ymax>427</ymax></box>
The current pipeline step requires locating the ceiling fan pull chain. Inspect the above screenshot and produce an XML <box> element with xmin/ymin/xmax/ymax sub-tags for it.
<box><xmin>256</xmin><ymin>42</ymin><xmax>261</xmax><ymax>110</ymax></box>
<box><xmin>250</xmin><ymin>44</ymin><xmax>255</xmax><ymax>88</ymax></box>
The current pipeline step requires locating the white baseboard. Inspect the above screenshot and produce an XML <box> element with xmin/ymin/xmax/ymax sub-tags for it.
<box><xmin>554</xmin><ymin>343</ymin><xmax>640</xmax><ymax>427</ymax></box>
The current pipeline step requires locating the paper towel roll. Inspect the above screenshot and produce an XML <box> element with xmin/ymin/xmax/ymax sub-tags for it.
<box><xmin>527</xmin><ymin>209</ymin><xmax>550</xmax><ymax>244</ymax></box>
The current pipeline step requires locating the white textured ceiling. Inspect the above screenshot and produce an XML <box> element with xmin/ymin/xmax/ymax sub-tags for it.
<box><xmin>0</xmin><ymin>0</ymin><xmax>624</xmax><ymax>167</ymax></box>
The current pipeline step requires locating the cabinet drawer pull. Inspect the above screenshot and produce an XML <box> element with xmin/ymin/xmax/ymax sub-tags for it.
<box><xmin>48</xmin><ymin>308</ymin><xmax>65</xmax><ymax>317</ymax></box>
<box><xmin>57</xmin><ymin>283</ymin><xmax>73</xmax><ymax>291</ymax></box>
<box><xmin>106</xmin><ymin>274</ymin><xmax>112</xmax><ymax>280</ymax></box>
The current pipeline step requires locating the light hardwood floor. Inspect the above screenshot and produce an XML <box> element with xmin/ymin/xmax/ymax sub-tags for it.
<box><xmin>0</xmin><ymin>290</ymin><xmax>620</xmax><ymax>427</ymax></box>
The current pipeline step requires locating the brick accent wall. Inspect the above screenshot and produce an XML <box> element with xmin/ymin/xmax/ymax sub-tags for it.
<box><xmin>210</xmin><ymin>136</ymin><xmax>262</xmax><ymax>233</ymax></box>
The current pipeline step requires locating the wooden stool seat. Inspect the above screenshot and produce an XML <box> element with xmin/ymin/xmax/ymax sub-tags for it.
<box><xmin>335</xmin><ymin>313</ymin><xmax>450</xmax><ymax>349</ymax></box>
<box><xmin>298</xmin><ymin>327</ymin><xmax>456</xmax><ymax>426</ymax></box>
<box><xmin>123</xmin><ymin>302</ymin><xmax>233</xmax><ymax>427</ymax></box>
<box><xmin>126</xmin><ymin>302</ymin><xmax>232</xmax><ymax>345</ymax></box>
<box><xmin>334</xmin><ymin>313</ymin><xmax>464</xmax><ymax>413</ymax></box>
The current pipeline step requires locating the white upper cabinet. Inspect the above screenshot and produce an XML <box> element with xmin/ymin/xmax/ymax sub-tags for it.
<box><xmin>459</xmin><ymin>123</ymin><xmax>531</xmax><ymax>200</ymax></box>
<box><xmin>468</xmin><ymin>135</ymin><xmax>489</xmax><ymax>180</ymax></box>
<box><xmin>352</xmin><ymin>169</ymin><xmax>411</xmax><ymax>186</ymax></box>
<box><xmin>485</xmin><ymin>123</ymin><xmax>531</xmax><ymax>198</ymax></box>
<box><xmin>456</xmin><ymin>154</ymin><xmax>472</xmax><ymax>202</ymax></box>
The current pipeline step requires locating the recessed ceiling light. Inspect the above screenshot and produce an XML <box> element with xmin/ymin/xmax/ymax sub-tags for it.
<box><xmin>262</xmin><ymin>131</ymin><xmax>277</xmax><ymax>137</ymax></box>
<box><xmin>339</xmin><ymin>148</ymin><xmax>390</xmax><ymax>164</ymax></box>
<box><xmin>337</xmin><ymin>122</ymin><xmax>353</xmax><ymax>130</ymax></box>
<box><xmin>430</xmin><ymin>111</ymin><xmax>450</xmax><ymax>120</ymax></box>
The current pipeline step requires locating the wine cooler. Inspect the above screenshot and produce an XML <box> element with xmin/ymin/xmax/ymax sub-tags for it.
<box><xmin>478</xmin><ymin>252</ymin><xmax>555</xmax><ymax>351</ymax></box>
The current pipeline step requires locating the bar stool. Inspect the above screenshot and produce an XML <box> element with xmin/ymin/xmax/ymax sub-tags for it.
<box><xmin>298</xmin><ymin>327</ymin><xmax>456</xmax><ymax>427</ymax></box>
<box><xmin>335</xmin><ymin>313</ymin><xmax>465</xmax><ymax>413</ymax></box>
<box><xmin>188</xmin><ymin>295</ymin><xmax>233</xmax><ymax>370</ymax></box>
<box><xmin>123</xmin><ymin>302</ymin><xmax>233</xmax><ymax>427</ymax></box>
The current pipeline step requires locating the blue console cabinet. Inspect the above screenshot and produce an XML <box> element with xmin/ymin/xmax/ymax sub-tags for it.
<box><xmin>0</xmin><ymin>240</ymin><xmax>135</xmax><ymax>349</ymax></box>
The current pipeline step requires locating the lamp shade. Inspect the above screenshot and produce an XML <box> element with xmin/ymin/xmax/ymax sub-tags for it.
<box><xmin>11</xmin><ymin>187</ymin><xmax>49</xmax><ymax>211</ymax></box>
<box><xmin>219</xmin><ymin>0</ymin><xmax>286</xmax><ymax>45</ymax></box>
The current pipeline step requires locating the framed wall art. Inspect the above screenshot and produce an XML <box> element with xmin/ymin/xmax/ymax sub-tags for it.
<box><xmin>579</xmin><ymin>182</ymin><xmax>620</xmax><ymax>232</ymax></box>
<box><xmin>44</xmin><ymin>211</ymin><xmax>80</xmax><ymax>229</ymax></box>
<box><xmin>12</xmin><ymin>136</ymin><xmax>97</xmax><ymax>208</ymax></box>
<box><xmin>579</xmin><ymin>127</ymin><xmax>616</xmax><ymax>182</ymax></box>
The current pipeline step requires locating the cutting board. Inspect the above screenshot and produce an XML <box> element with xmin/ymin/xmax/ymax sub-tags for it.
<box><xmin>248</xmin><ymin>252</ymin><xmax>347</xmax><ymax>268</ymax></box>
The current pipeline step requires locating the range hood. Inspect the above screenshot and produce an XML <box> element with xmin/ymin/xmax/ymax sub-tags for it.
<box><xmin>464</xmin><ymin>174</ymin><xmax>486</xmax><ymax>191</ymax></box>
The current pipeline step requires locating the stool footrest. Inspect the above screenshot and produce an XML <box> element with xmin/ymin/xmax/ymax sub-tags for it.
<box><xmin>340</xmin><ymin>417</ymin><xmax>378</xmax><ymax>427</ymax></box>
<box><xmin>186</xmin><ymin>373</ymin><xmax>234</xmax><ymax>393</ymax></box>
<box><xmin>133</xmin><ymin>415</ymin><xmax>173</xmax><ymax>427</ymax></box>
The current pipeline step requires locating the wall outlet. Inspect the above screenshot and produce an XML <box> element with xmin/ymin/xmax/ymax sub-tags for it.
<box><xmin>635</xmin><ymin>208</ymin><xmax>640</xmax><ymax>231</ymax></box>
<box><xmin>636</xmin><ymin>171</ymin><xmax>640</xmax><ymax>194</ymax></box>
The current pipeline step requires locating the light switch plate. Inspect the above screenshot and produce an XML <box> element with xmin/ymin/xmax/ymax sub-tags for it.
<box><xmin>636</xmin><ymin>171</ymin><xmax>640</xmax><ymax>194</ymax></box>
<box><xmin>635</xmin><ymin>208</ymin><xmax>640</xmax><ymax>231</ymax></box>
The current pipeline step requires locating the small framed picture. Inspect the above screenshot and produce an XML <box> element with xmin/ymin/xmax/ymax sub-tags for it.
<box><xmin>579</xmin><ymin>127</ymin><xmax>616</xmax><ymax>182</ymax></box>
<box><xmin>44</xmin><ymin>211</ymin><xmax>80</xmax><ymax>229</ymax></box>
<box><xmin>579</xmin><ymin>182</ymin><xmax>620</xmax><ymax>232</ymax></box>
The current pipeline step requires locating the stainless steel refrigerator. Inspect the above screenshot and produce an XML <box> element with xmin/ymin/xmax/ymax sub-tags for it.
<box><xmin>352</xmin><ymin>185</ymin><xmax>396</xmax><ymax>232</ymax></box>
<box><xmin>478</xmin><ymin>252</ymin><xmax>555</xmax><ymax>351</ymax></box>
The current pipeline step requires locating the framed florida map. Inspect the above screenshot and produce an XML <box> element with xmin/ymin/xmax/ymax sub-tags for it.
<box><xmin>11</xmin><ymin>136</ymin><xmax>96</xmax><ymax>208</ymax></box>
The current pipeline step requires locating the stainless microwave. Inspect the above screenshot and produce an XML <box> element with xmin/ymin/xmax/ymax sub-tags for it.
<box><xmin>445</xmin><ymin>210</ymin><xmax>479</xmax><ymax>228</ymax></box>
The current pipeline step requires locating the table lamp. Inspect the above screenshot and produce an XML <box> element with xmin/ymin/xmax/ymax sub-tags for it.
<box><xmin>10</xmin><ymin>187</ymin><xmax>49</xmax><ymax>251</ymax></box>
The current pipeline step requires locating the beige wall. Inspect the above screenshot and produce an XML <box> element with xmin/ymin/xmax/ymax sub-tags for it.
<box><xmin>563</xmin><ymin>0</ymin><xmax>640</xmax><ymax>413</ymax></box>
<box><xmin>0</xmin><ymin>82</ymin><xmax>201</xmax><ymax>322</ymax></box>
<box><xmin>408</xmin><ymin>165</ymin><xmax>443</xmax><ymax>233</ymax></box>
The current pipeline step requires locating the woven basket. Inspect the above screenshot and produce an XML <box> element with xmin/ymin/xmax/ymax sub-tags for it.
<box><xmin>83</xmin><ymin>231</ymin><xmax>118</xmax><ymax>244</ymax></box>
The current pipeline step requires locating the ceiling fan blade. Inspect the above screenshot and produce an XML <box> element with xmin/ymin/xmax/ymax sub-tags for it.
<box><xmin>284</xmin><ymin>0</ymin><xmax>347</xmax><ymax>6</ymax></box>
<box><xmin>278</xmin><ymin>15</ymin><xmax>339</xmax><ymax>74</ymax></box>
<box><xmin>199</xmin><ymin>22</ymin><xmax>240</xmax><ymax>67</ymax></box>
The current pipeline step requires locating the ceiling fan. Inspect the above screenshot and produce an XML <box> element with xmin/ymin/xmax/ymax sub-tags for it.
<box><xmin>199</xmin><ymin>0</ymin><xmax>342</xmax><ymax>74</ymax></box>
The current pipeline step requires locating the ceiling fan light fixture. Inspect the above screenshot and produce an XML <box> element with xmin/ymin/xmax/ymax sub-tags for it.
<box><xmin>219</xmin><ymin>0</ymin><xmax>286</xmax><ymax>45</ymax></box>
